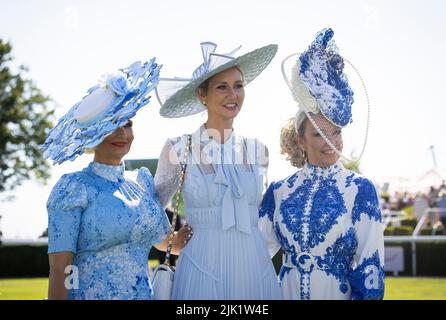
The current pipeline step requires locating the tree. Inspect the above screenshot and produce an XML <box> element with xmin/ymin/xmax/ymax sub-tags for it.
<box><xmin>0</xmin><ymin>39</ymin><xmax>55</xmax><ymax>194</ymax></box>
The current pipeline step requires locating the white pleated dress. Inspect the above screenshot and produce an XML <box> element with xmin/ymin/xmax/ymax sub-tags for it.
<box><xmin>155</xmin><ymin>125</ymin><xmax>282</xmax><ymax>300</ymax></box>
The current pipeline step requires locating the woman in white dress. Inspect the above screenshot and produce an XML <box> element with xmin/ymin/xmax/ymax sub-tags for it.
<box><xmin>259</xmin><ymin>28</ymin><xmax>385</xmax><ymax>300</ymax></box>
<box><xmin>154</xmin><ymin>42</ymin><xmax>282</xmax><ymax>299</ymax></box>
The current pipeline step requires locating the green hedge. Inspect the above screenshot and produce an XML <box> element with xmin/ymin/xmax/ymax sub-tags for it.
<box><xmin>400</xmin><ymin>218</ymin><xmax>418</xmax><ymax>229</ymax></box>
<box><xmin>383</xmin><ymin>241</ymin><xmax>446</xmax><ymax>276</ymax></box>
<box><xmin>2</xmin><ymin>241</ymin><xmax>446</xmax><ymax>278</ymax></box>
<box><xmin>420</xmin><ymin>228</ymin><xmax>434</xmax><ymax>235</ymax></box>
<box><xmin>273</xmin><ymin>243</ymin><xmax>446</xmax><ymax>277</ymax></box>
<box><xmin>0</xmin><ymin>245</ymin><xmax>49</xmax><ymax>278</ymax></box>
<box><xmin>0</xmin><ymin>244</ymin><xmax>162</xmax><ymax>278</ymax></box>
<box><xmin>384</xmin><ymin>226</ymin><xmax>414</xmax><ymax>236</ymax></box>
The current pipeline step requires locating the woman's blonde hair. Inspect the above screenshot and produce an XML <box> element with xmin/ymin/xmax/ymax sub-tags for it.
<box><xmin>280</xmin><ymin>110</ymin><xmax>307</xmax><ymax>168</ymax></box>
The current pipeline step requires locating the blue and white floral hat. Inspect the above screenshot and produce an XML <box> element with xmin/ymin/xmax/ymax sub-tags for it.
<box><xmin>282</xmin><ymin>28</ymin><xmax>370</xmax><ymax>162</ymax></box>
<box><xmin>299</xmin><ymin>28</ymin><xmax>354</xmax><ymax>127</ymax></box>
<box><xmin>156</xmin><ymin>42</ymin><xmax>278</xmax><ymax>118</ymax></box>
<box><xmin>283</xmin><ymin>28</ymin><xmax>354</xmax><ymax>128</ymax></box>
<box><xmin>42</xmin><ymin>58</ymin><xmax>161</xmax><ymax>165</ymax></box>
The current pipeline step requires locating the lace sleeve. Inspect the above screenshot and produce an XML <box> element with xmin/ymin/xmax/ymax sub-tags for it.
<box><xmin>252</xmin><ymin>138</ymin><xmax>269</xmax><ymax>194</ymax></box>
<box><xmin>259</xmin><ymin>182</ymin><xmax>281</xmax><ymax>257</ymax></box>
<box><xmin>259</xmin><ymin>143</ymin><xmax>269</xmax><ymax>194</ymax></box>
<box><xmin>154</xmin><ymin>138</ymin><xmax>183</xmax><ymax>208</ymax></box>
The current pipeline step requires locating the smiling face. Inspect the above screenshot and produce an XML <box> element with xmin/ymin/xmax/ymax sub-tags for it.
<box><xmin>297</xmin><ymin>114</ymin><xmax>343</xmax><ymax>168</ymax></box>
<box><xmin>93</xmin><ymin>120</ymin><xmax>134</xmax><ymax>165</ymax></box>
<box><xmin>196</xmin><ymin>67</ymin><xmax>245</xmax><ymax>123</ymax></box>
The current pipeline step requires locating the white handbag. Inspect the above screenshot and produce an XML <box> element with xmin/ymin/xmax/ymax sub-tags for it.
<box><xmin>151</xmin><ymin>263</ymin><xmax>175</xmax><ymax>300</ymax></box>
<box><xmin>151</xmin><ymin>135</ymin><xmax>191</xmax><ymax>300</ymax></box>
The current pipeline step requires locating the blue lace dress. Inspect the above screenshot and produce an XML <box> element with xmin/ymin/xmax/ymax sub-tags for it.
<box><xmin>47</xmin><ymin>162</ymin><xmax>170</xmax><ymax>300</ymax></box>
<box><xmin>259</xmin><ymin>162</ymin><xmax>385</xmax><ymax>300</ymax></box>
<box><xmin>155</xmin><ymin>125</ymin><xmax>282</xmax><ymax>300</ymax></box>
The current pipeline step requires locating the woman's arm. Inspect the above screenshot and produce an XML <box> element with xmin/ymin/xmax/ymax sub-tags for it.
<box><xmin>259</xmin><ymin>182</ymin><xmax>282</xmax><ymax>258</ymax></box>
<box><xmin>47</xmin><ymin>252</ymin><xmax>74</xmax><ymax>300</ymax></box>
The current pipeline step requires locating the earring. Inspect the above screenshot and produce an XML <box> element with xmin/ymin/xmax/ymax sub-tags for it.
<box><xmin>202</xmin><ymin>101</ymin><xmax>207</xmax><ymax>106</ymax></box>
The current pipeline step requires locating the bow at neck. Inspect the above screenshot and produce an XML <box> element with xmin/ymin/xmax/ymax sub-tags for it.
<box><xmin>192</xmin><ymin>125</ymin><xmax>253</xmax><ymax>234</ymax></box>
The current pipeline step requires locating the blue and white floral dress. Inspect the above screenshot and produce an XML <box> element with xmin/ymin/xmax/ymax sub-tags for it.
<box><xmin>47</xmin><ymin>162</ymin><xmax>170</xmax><ymax>300</ymax></box>
<box><xmin>259</xmin><ymin>162</ymin><xmax>385</xmax><ymax>300</ymax></box>
<box><xmin>155</xmin><ymin>125</ymin><xmax>282</xmax><ymax>300</ymax></box>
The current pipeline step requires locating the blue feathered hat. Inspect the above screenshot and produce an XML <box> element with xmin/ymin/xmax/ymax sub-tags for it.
<box><xmin>42</xmin><ymin>58</ymin><xmax>161</xmax><ymax>165</ymax></box>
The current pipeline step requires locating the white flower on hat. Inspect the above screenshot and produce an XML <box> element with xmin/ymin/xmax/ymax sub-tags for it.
<box><xmin>290</xmin><ymin>60</ymin><xmax>319</xmax><ymax>114</ymax></box>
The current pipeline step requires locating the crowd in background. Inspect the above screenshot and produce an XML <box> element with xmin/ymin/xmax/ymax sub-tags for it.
<box><xmin>379</xmin><ymin>181</ymin><xmax>446</xmax><ymax>235</ymax></box>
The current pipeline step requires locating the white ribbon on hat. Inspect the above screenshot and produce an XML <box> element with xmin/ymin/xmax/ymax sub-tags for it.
<box><xmin>155</xmin><ymin>42</ymin><xmax>241</xmax><ymax>106</ymax></box>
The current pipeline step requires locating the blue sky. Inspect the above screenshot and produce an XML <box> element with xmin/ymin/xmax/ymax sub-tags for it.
<box><xmin>1</xmin><ymin>0</ymin><xmax>445</xmax><ymax>238</ymax></box>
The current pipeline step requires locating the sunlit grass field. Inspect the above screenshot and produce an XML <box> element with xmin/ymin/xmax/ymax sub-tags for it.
<box><xmin>1</xmin><ymin>277</ymin><xmax>445</xmax><ymax>300</ymax></box>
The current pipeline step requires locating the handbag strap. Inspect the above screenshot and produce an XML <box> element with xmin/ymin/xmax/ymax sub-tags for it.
<box><xmin>164</xmin><ymin>134</ymin><xmax>192</xmax><ymax>266</ymax></box>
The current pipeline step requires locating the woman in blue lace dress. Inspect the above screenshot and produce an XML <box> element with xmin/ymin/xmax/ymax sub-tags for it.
<box><xmin>43</xmin><ymin>59</ymin><xmax>192</xmax><ymax>300</ymax></box>
<box><xmin>154</xmin><ymin>42</ymin><xmax>282</xmax><ymax>299</ymax></box>
<box><xmin>259</xmin><ymin>29</ymin><xmax>385</xmax><ymax>300</ymax></box>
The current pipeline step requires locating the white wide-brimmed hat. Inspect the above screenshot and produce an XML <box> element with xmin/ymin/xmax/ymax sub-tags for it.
<box><xmin>156</xmin><ymin>42</ymin><xmax>278</xmax><ymax>118</ymax></box>
<box><xmin>42</xmin><ymin>58</ymin><xmax>161</xmax><ymax>165</ymax></box>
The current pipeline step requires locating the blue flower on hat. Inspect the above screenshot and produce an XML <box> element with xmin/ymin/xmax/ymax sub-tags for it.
<box><xmin>299</xmin><ymin>28</ymin><xmax>354</xmax><ymax>127</ymax></box>
<box><xmin>105</xmin><ymin>72</ymin><xmax>130</xmax><ymax>96</ymax></box>
<box><xmin>42</xmin><ymin>58</ymin><xmax>161</xmax><ymax>165</ymax></box>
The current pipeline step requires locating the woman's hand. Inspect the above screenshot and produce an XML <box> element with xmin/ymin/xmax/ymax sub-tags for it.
<box><xmin>174</xmin><ymin>223</ymin><xmax>193</xmax><ymax>250</ymax></box>
<box><xmin>154</xmin><ymin>224</ymin><xmax>193</xmax><ymax>255</ymax></box>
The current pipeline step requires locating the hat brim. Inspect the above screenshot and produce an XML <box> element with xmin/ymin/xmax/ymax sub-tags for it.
<box><xmin>158</xmin><ymin>44</ymin><xmax>278</xmax><ymax>118</ymax></box>
<box><xmin>42</xmin><ymin>60</ymin><xmax>161</xmax><ymax>165</ymax></box>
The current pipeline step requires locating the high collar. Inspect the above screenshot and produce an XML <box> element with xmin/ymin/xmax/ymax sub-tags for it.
<box><xmin>90</xmin><ymin>161</ymin><xmax>125</xmax><ymax>183</ymax></box>
<box><xmin>302</xmin><ymin>161</ymin><xmax>343</xmax><ymax>180</ymax></box>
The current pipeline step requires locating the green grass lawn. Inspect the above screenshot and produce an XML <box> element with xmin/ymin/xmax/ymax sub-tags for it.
<box><xmin>384</xmin><ymin>277</ymin><xmax>446</xmax><ymax>300</ymax></box>
<box><xmin>0</xmin><ymin>278</ymin><xmax>48</xmax><ymax>300</ymax></box>
<box><xmin>1</xmin><ymin>276</ymin><xmax>445</xmax><ymax>300</ymax></box>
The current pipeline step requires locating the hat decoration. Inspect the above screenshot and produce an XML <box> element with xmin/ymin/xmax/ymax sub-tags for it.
<box><xmin>282</xmin><ymin>28</ymin><xmax>371</xmax><ymax>162</ymax></box>
<box><xmin>156</xmin><ymin>42</ymin><xmax>278</xmax><ymax>118</ymax></box>
<box><xmin>42</xmin><ymin>58</ymin><xmax>161</xmax><ymax>164</ymax></box>
<box><xmin>284</xmin><ymin>28</ymin><xmax>354</xmax><ymax>128</ymax></box>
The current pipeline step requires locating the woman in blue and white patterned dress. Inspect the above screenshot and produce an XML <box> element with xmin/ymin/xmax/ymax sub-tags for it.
<box><xmin>259</xmin><ymin>28</ymin><xmax>385</xmax><ymax>300</ymax></box>
<box><xmin>43</xmin><ymin>59</ymin><xmax>192</xmax><ymax>300</ymax></box>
